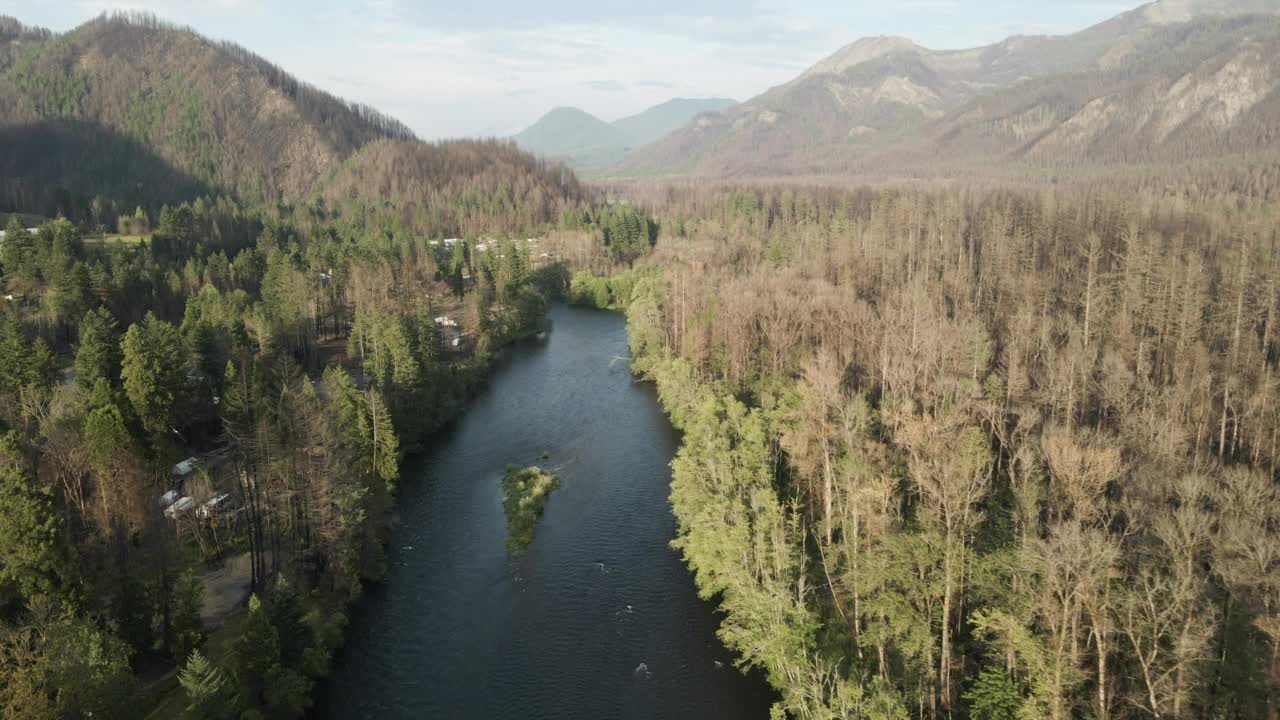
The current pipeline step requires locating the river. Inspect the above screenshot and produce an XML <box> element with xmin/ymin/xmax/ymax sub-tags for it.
<box><xmin>318</xmin><ymin>304</ymin><xmax>776</xmax><ymax>719</ymax></box>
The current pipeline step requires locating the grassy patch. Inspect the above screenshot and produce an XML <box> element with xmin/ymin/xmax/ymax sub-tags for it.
<box><xmin>85</xmin><ymin>233</ymin><xmax>148</xmax><ymax>247</ymax></box>
<box><xmin>500</xmin><ymin>465</ymin><xmax>560</xmax><ymax>556</ymax></box>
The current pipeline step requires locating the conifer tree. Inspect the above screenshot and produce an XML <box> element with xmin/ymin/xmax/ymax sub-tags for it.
<box><xmin>179</xmin><ymin>651</ymin><xmax>236</xmax><ymax>720</ymax></box>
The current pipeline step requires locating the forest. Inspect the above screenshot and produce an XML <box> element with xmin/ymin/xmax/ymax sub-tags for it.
<box><xmin>561</xmin><ymin>181</ymin><xmax>1280</xmax><ymax>720</ymax></box>
<box><xmin>0</xmin><ymin>167</ymin><xmax>581</xmax><ymax>718</ymax></box>
<box><xmin>6</xmin><ymin>6</ymin><xmax>1280</xmax><ymax>719</ymax></box>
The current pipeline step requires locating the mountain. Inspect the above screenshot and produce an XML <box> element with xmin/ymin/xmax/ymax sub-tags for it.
<box><xmin>611</xmin><ymin>97</ymin><xmax>737</xmax><ymax>147</ymax></box>
<box><xmin>613</xmin><ymin>0</ymin><xmax>1280</xmax><ymax>178</ymax></box>
<box><xmin>513</xmin><ymin>97</ymin><xmax>736</xmax><ymax>172</ymax></box>
<box><xmin>513</xmin><ymin>107</ymin><xmax>632</xmax><ymax>170</ymax></box>
<box><xmin>0</xmin><ymin>12</ymin><xmax>584</xmax><ymax>231</ymax></box>
<box><xmin>914</xmin><ymin>14</ymin><xmax>1280</xmax><ymax>171</ymax></box>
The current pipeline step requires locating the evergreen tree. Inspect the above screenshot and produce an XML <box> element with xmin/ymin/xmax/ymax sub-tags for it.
<box><xmin>0</xmin><ymin>433</ymin><xmax>69</xmax><ymax>601</ymax></box>
<box><xmin>75</xmin><ymin>307</ymin><xmax>122</xmax><ymax>390</ymax></box>
<box><xmin>1</xmin><ymin>216</ymin><xmax>34</xmax><ymax>284</ymax></box>
<box><xmin>167</xmin><ymin>572</ymin><xmax>206</xmax><ymax>662</ymax></box>
<box><xmin>120</xmin><ymin>312</ymin><xmax>188</xmax><ymax>439</ymax></box>
<box><xmin>267</xmin><ymin>576</ymin><xmax>310</xmax><ymax>668</ymax></box>
<box><xmin>113</xmin><ymin>575</ymin><xmax>155</xmax><ymax>660</ymax></box>
<box><xmin>231</xmin><ymin>594</ymin><xmax>279</xmax><ymax>707</ymax></box>
<box><xmin>361</xmin><ymin>390</ymin><xmax>399</xmax><ymax>496</ymax></box>
<box><xmin>0</xmin><ymin>316</ymin><xmax>36</xmax><ymax>395</ymax></box>
<box><xmin>43</xmin><ymin>616</ymin><xmax>139</xmax><ymax>720</ymax></box>
<box><xmin>178</xmin><ymin>651</ymin><xmax>237</xmax><ymax>720</ymax></box>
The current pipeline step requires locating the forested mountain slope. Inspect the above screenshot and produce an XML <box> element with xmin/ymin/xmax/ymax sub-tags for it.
<box><xmin>0</xmin><ymin>12</ymin><xmax>586</xmax><ymax>229</ymax></box>
<box><xmin>0</xmin><ymin>14</ymin><xmax>409</xmax><ymax>203</ymax></box>
<box><xmin>612</xmin><ymin>0</ymin><xmax>1280</xmax><ymax>178</ymax></box>
<box><xmin>317</xmin><ymin>138</ymin><xmax>585</xmax><ymax>238</ymax></box>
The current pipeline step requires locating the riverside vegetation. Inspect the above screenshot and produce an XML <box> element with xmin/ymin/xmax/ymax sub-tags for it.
<box><xmin>0</xmin><ymin>197</ymin><xmax>574</xmax><ymax>719</ymax></box>
<box><xmin>567</xmin><ymin>181</ymin><xmax>1280</xmax><ymax>720</ymax></box>
<box><xmin>500</xmin><ymin>466</ymin><xmax>561</xmax><ymax>556</ymax></box>
<box><xmin>0</xmin><ymin>12</ymin><xmax>604</xmax><ymax>719</ymax></box>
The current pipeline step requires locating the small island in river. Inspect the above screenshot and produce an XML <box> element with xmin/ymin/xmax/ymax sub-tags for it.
<box><xmin>501</xmin><ymin>465</ymin><xmax>561</xmax><ymax>556</ymax></box>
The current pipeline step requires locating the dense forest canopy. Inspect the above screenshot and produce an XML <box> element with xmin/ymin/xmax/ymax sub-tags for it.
<box><xmin>0</xmin><ymin>192</ymin><xmax>588</xmax><ymax>717</ymax></box>
<box><xmin>0</xmin><ymin>58</ymin><xmax>590</xmax><ymax>709</ymax></box>
<box><xmin>563</xmin><ymin>180</ymin><xmax>1280</xmax><ymax>719</ymax></box>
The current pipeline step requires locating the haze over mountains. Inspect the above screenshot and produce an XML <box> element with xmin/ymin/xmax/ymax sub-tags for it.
<box><xmin>512</xmin><ymin>98</ymin><xmax>735</xmax><ymax>173</ymax></box>
<box><xmin>611</xmin><ymin>0</ymin><xmax>1280</xmax><ymax>178</ymax></box>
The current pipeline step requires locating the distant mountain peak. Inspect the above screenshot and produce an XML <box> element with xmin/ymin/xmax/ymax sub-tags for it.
<box><xmin>612</xmin><ymin>0</ymin><xmax>1280</xmax><ymax>179</ymax></box>
<box><xmin>513</xmin><ymin>98</ymin><xmax>736</xmax><ymax>173</ymax></box>
<box><xmin>802</xmin><ymin>36</ymin><xmax>924</xmax><ymax>78</ymax></box>
<box><xmin>1138</xmin><ymin>0</ymin><xmax>1280</xmax><ymax>24</ymax></box>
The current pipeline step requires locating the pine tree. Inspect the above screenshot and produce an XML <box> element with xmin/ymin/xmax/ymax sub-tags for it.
<box><xmin>0</xmin><ymin>432</ymin><xmax>69</xmax><ymax>601</ymax></box>
<box><xmin>231</xmin><ymin>594</ymin><xmax>280</xmax><ymax>707</ymax></box>
<box><xmin>121</xmin><ymin>312</ymin><xmax>188</xmax><ymax>438</ymax></box>
<box><xmin>0</xmin><ymin>315</ymin><xmax>35</xmax><ymax>395</ymax></box>
<box><xmin>361</xmin><ymin>390</ymin><xmax>399</xmax><ymax>496</ymax></box>
<box><xmin>179</xmin><ymin>650</ymin><xmax>236</xmax><ymax>720</ymax></box>
<box><xmin>167</xmin><ymin>572</ymin><xmax>206</xmax><ymax>662</ymax></box>
<box><xmin>267</xmin><ymin>576</ymin><xmax>310</xmax><ymax>668</ymax></box>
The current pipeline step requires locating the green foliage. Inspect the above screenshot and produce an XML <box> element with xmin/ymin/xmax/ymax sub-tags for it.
<box><xmin>74</xmin><ymin>307</ymin><xmax>122</xmax><ymax>390</ymax></box>
<box><xmin>598</xmin><ymin>204</ymin><xmax>656</xmax><ymax>265</ymax></box>
<box><xmin>7</xmin><ymin>38</ymin><xmax>88</xmax><ymax>118</ymax></box>
<box><xmin>568</xmin><ymin>268</ymin><xmax>648</xmax><ymax>310</ymax></box>
<box><xmin>231</xmin><ymin>593</ymin><xmax>313</xmax><ymax>719</ymax></box>
<box><xmin>350</xmin><ymin>308</ymin><xmax>421</xmax><ymax>390</ymax></box>
<box><xmin>167</xmin><ymin>572</ymin><xmax>206</xmax><ymax>663</ymax></box>
<box><xmin>361</xmin><ymin>391</ymin><xmax>400</xmax><ymax>497</ymax></box>
<box><xmin>232</xmin><ymin>595</ymin><xmax>281</xmax><ymax>709</ymax></box>
<box><xmin>266</xmin><ymin>577</ymin><xmax>310</xmax><ymax>668</ymax></box>
<box><xmin>120</xmin><ymin>312</ymin><xmax>188</xmax><ymax>438</ymax></box>
<box><xmin>179</xmin><ymin>651</ymin><xmax>238</xmax><ymax>720</ymax></box>
<box><xmin>1</xmin><ymin>217</ymin><xmax>34</xmax><ymax>279</ymax></box>
<box><xmin>0</xmin><ymin>433</ymin><xmax>70</xmax><ymax>601</ymax></box>
<box><xmin>43</xmin><ymin>614</ymin><xmax>140</xmax><ymax>720</ymax></box>
<box><xmin>0</xmin><ymin>316</ymin><xmax>52</xmax><ymax>395</ymax></box>
<box><xmin>500</xmin><ymin>466</ymin><xmax>560</xmax><ymax>556</ymax></box>
<box><xmin>964</xmin><ymin>668</ymin><xmax>1024</xmax><ymax>720</ymax></box>
<box><xmin>113</xmin><ymin>574</ymin><xmax>155</xmax><ymax>659</ymax></box>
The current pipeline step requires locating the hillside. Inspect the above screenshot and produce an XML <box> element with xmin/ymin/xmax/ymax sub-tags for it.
<box><xmin>512</xmin><ymin>106</ymin><xmax>631</xmax><ymax>169</ymax></box>
<box><xmin>611</xmin><ymin>97</ymin><xmax>736</xmax><ymax>147</ymax></box>
<box><xmin>513</xmin><ymin>97</ymin><xmax>735</xmax><ymax>172</ymax></box>
<box><xmin>914</xmin><ymin>14</ymin><xmax>1280</xmax><ymax>171</ymax></box>
<box><xmin>317</xmin><ymin>138</ymin><xmax>585</xmax><ymax>238</ymax></box>
<box><xmin>613</xmin><ymin>0</ymin><xmax>1280</xmax><ymax>178</ymax></box>
<box><xmin>0</xmin><ymin>13</ymin><xmax>584</xmax><ymax>228</ymax></box>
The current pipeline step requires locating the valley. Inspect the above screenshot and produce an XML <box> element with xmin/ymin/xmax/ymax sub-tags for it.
<box><xmin>2</xmin><ymin>2</ymin><xmax>1280</xmax><ymax>719</ymax></box>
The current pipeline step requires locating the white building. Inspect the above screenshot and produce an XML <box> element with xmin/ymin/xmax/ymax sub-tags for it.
<box><xmin>164</xmin><ymin>497</ymin><xmax>195</xmax><ymax>519</ymax></box>
<box><xmin>172</xmin><ymin>457</ymin><xmax>199</xmax><ymax>479</ymax></box>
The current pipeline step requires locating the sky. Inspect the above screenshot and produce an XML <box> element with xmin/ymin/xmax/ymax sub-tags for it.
<box><xmin>0</xmin><ymin>0</ymin><xmax>1142</xmax><ymax>139</ymax></box>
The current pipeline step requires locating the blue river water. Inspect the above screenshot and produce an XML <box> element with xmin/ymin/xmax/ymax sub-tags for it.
<box><xmin>317</xmin><ymin>304</ymin><xmax>775</xmax><ymax>719</ymax></box>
